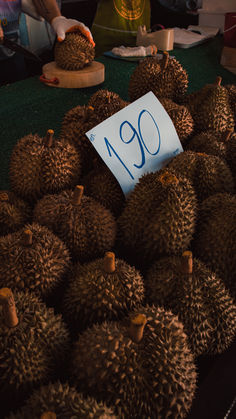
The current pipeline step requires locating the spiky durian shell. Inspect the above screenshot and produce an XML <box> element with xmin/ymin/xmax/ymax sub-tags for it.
<box><xmin>225</xmin><ymin>84</ymin><xmax>236</xmax><ymax>123</ymax></box>
<box><xmin>186</xmin><ymin>130</ymin><xmax>228</xmax><ymax>158</ymax></box>
<box><xmin>0</xmin><ymin>222</ymin><xmax>71</xmax><ymax>300</ymax></box>
<box><xmin>33</xmin><ymin>189</ymin><xmax>117</xmax><ymax>262</ymax></box>
<box><xmin>128</xmin><ymin>53</ymin><xmax>188</xmax><ymax>103</ymax></box>
<box><xmin>69</xmin><ymin>305</ymin><xmax>197</xmax><ymax>419</ymax></box>
<box><xmin>146</xmin><ymin>255</ymin><xmax>236</xmax><ymax>356</ymax></box>
<box><xmin>167</xmin><ymin>150</ymin><xmax>234</xmax><ymax>201</ymax></box>
<box><xmin>60</xmin><ymin>106</ymin><xmax>103</xmax><ymax>174</ymax></box>
<box><xmin>54</xmin><ymin>32</ymin><xmax>95</xmax><ymax>70</ymax></box>
<box><xmin>9</xmin><ymin>133</ymin><xmax>81</xmax><ymax>202</ymax></box>
<box><xmin>193</xmin><ymin>193</ymin><xmax>236</xmax><ymax>300</ymax></box>
<box><xmin>0</xmin><ymin>291</ymin><xmax>70</xmax><ymax>404</ymax></box>
<box><xmin>225</xmin><ymin>132</ymin><xmax>236</xmax><ymax>183</ymax></box>
<box><xmin>82</xmin><ymin>165</ymin><xmax>125</xmax><ymax>217</ymax></box>
<box><xmin>160</xmin><ymin>98</ymin><xmax>194</xmax><ymax>145</ymax></box>
<box><xmin>117</xmin><ymin>168</ymin><xmax>197</xmax><ymax>267</ymax></box>
<box><xmin>187</xmin><ymin>130</ymin><xmax>236</xmax><ymax>184</ymax></box>
<box><xmin>6</xmin><ymin>381</ymin><xmax>117</xmax><ymax>419</ymax></box>
<box><xmin>88</xmin><ymin>89</ymin><xmax>129</xmax><ymax>120</ymax></box>
<box><xmin>0</xmin><ymin>191</ymin><xmax>31</xmax><ymax>236</ymax></box>
<box><xmin>63</xmin><ymin>257</ymin><xmax>144</xmax><ymax>332</ymax></box>
<box><xmin>184</xmin><ymin>79</ymin><xmax>235</xmax><ymax>134</ymax></box>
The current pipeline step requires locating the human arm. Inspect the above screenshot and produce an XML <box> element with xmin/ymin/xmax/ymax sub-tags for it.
<box><xmin>22</xmin><ymin>0</ymin><xmax>94</xmax><ymax>45</ymax></box>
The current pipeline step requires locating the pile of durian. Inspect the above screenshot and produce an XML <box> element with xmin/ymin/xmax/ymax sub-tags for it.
<box><xmin>1</xmin><ymin>53</ymin><xmax>236</xmax><ymax>419</ymax></box>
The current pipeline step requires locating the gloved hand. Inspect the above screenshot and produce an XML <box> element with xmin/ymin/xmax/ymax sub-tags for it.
<box><xmin>51</xmin><ymin>16</ymin><xmax>95</xmax><ymax>46</ymax></box>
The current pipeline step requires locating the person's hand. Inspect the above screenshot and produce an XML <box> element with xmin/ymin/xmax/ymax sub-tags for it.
<box><xmin>51</xmin><ymin>16</ymin><xmax>95</xmax><ymax>47</ymax></box>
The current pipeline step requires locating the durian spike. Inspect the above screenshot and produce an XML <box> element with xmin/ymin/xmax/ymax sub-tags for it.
<box><xmin>44</xmin><ymin>129</ymin><xmax>54</xmax><ymax>147</ymax></box>
<box><xmin>222</xmin><ymin>128</ymin><xmax>234</xmax><ymax>143</ymax></box>
<box><xmin>40</xmin><ymin>413</ymin><xmax>57</xmax><ymax>419</ymax></box>
<box><xmin>181</xmin><ymin>251</ymin><xmax>193</xmax><ymax>274</ymax></box>
<box><xmin>0</xmin><ymin>288</ymin><xmax>19</xmax><ymax>327</ymax></box>
<box><xmin>23</xmin><ymin>229</ymin><xmax>33</xmax><ymax>246</ymax></box>
<box><xmin>215</xmin><ymin>76</ymin><xmax>222</xmax><ymax>86</ymax></box>
<box><xmin>103</xmin><ymin>251</ymin><xmax>116</xmax><ymax>273</ymax></box>
<box><xmin>129</xmin><ymin>313</ymin><xmax>147</xmax><ymax>343</ymax></box>
<box><xmin>161</xmin><ymin>51</ymin><xmax>169</xmax><ymax>70</ymax></box>
<box><xmin>0</xmin><ymin>192</ymin><xmax>9</xmax><ymax>201</ymax></box>
<box><xmin>72</xmin><ymin>185</ymin><xmax>84</xmax><ymax>205</ymax></box>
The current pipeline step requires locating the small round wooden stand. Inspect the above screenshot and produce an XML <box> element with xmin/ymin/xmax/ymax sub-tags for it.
<box><xmin>40</xmin><ymin>61</ymin><xmax>105</xmax><ymax>88</ymax></box>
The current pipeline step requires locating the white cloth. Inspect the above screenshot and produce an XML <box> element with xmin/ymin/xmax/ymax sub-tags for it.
<box><xmin>111</xmin><ymin>45</ymin><xmax>157</xmax><ymax>57</ymax></box>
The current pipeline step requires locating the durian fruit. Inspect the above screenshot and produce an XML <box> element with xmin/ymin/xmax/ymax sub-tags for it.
<box><xmin>128</xmin><ymin>51</ymin><xmax>188</xmax><ymax>103</ymax></box>
<box><xmin>33</xmin><ymin>185</ymin><xmax>117</xmax><ymax>262</ymax></box>
<box><xmin>0</xmin><ymin>288</ymin><xmax>70</xmax><ymax>410</ymax></box>
<box><xmin>10</xmin><ymin>129</ymin><xmax>81</xmax><ymax>202</ymax></box>
<box><xmin>87</xmin><ymin>89</ymin><xmax>129</xmax><ymax>120</ymax></box>
<box><xmin>63</xmin><ymin>252</ymin><xmax>145</xmax><ymax>332</ymax></box>
<box><xmin>186</xmin><ymin>129</ymin><xmax>233</xmax><ymax>159</ymax></box>
<box><xmin>167</xmin><ymin>150</ymin><xmax>234</xmax><ymax>201</ymax></box>
<box><xmin>225</xmin><ymin>84</ymin><xmax>236</xmax><ymax>123</ymax></box>
<box><xmin>159</xmin><ymin>98</ymin><xmax>194</xmax><ymax>146</ymax></box>
<box><xmin>69</xmin><ymin>306</ymin><xmax>197</xmax><ymax>418</ymax></box>
<box><xmin>117</xmin><ymin>168</ymin><xmax>197</xmax><ymax>267</ymax></box>
<box><xmin>186</xmin><ymin>129</ymin><xmax>236</xmax><ymax>185</ymax></box>
<box><xmin>184</xmin><ymin>76</ymin><xmax>235</xmax><ymax>134</ymax></box>
<box><xmin>0</xmin><ymin>190</ymin><xmax>31</xmax><ymax>236</ymax></box>
<box><xmin>6</xmin><ymin>381</ymin><xmax>117</xmax><ymax>419</ymax></box>
<box><xmin>82</xmin><ymin>164</ymin><xmax>125</xmax><ymax>217</ymax></box>
<box><xmin>0</xmin><ymin>222</ymin><xmax>71</xmax><ymax>300</ymax></box>
<box><xmin>192</xmin><ymin>193</ymin><xmax>236</xmax><ymax>300</ymax></box>
<box><xmin>54</xmin><ymin>32</ymin><xmax>95</xmax><ymax>70</ymax></box>
<box><xmin>60</xmin><ymin>105</ymin><xmax>103</xmax><ymax>174</ymax></box>
<box><xmin>145</xmin><ymin>251</ymin><xmax>236</xmax><ymax>357</ymax></box>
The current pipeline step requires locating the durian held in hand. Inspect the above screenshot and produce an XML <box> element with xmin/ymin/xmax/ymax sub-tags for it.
<box><xmin>0</xmin><ymin>288</ymin><xmax>70</xmax><ymax>409</ymax></box>
<box><xmin>145</xmin><ymin>251</ymin><xmax>236</xmax><ymax>357</ymax></box>
<box><xmin>41</xmin><ymin>30</ymin><xmax>104</xmax><ymax>88</ymax></box>
<box><xmin>69</xmin><ymin>306</ymin><xmax>197</xmax><ymax>418</ymax></box>
<box><xmin>5</xmin><ymin>381</ymin><xmax>117</xmax><ymax>419</ymax></box>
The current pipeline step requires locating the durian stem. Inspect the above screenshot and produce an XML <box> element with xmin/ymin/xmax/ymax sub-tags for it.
<box><xmin>0</xmin><ymin>288</ymin><xmax>19</xmax><ymax>328</ymax></box>
<box><xmin>215</xmin><ymin>76</ymin><xmax>222</xmax><ymax>86</ymax></box>
<box><xmin>0</xmin><ymin>192</ymin><xmax>9</xmax><ymax>202</ymax></box>
<box><xmin>161</xmin><ymin>51</ymin><xmax>169</xmax><ymax>70</ymax></box>
<box><xmin>181</xmin><ymin>251</ymin><xmax>193</xmax><ymax>274</ymax></box>
<box><xmin>222</xmin><ymin>128</ymin><xmax>234</xmax><ymax>142</ymax></box>
<box><xmin>23</xmin><ymin>230</ymin><xmax>33</xmax><ymax>246</ymax></box>
<box><xmin>45</xmin><ymin>129</ymin><xmax>54</xmax><ymax>147</ymax></box>
<box><xmin>129</xmin><ymin>314</ymin><xmax>147</xmax><ymax>343</ymax></box>
<box><xmin>40</xmin><ymin>413</ymin><xmax>57</xmax><ymax>419</ymax></box>
<box><xmin>72</xmin><ymin>185</ymin><xmax>84</xmax><ymax>205</ymax></box>
<box><xmin>103</xmin><ymin>252</ymin><xmax>116</xmax><ymax>273</ymax></box>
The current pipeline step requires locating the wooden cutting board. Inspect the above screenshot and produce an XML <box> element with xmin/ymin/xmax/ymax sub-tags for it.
<box><xmin>40</xmin><ymin>60</ymin><xmax>105</xmax><ymax>88</ymax></box>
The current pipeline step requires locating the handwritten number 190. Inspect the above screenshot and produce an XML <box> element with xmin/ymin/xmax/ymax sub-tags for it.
<box><xmin>104</xmin><ymin>109</ymin><xmax>161</xmax><ymax>178</ymax></box>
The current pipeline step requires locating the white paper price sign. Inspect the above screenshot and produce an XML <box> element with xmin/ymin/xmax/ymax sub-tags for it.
<box><xmin>86</xmin><ymin>91</ymin><xmax>183</xmax><ymax>196</ymax></box>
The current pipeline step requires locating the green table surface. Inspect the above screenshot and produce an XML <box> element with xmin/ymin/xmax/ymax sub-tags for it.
<box><xmin>0</xmin><ymin>35</ymin><xmax>236</xmax><ymax>190</ymax></box>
